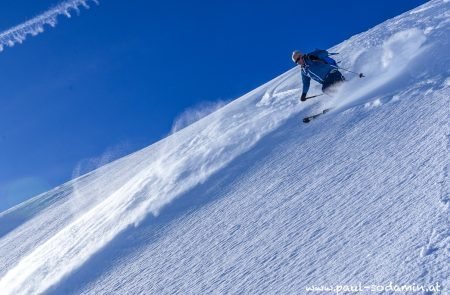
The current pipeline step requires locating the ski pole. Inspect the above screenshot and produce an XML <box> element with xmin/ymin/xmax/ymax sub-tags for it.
<box><xmin>331</xmin><ymin>65</ymin><xmax>365</xmax><ymax>78</ymax></box>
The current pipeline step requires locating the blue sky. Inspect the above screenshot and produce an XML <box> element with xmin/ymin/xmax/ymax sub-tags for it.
<box><xmin>0</xmin><ymin>0</ymin><xmax>428</xmax><ymax>211</ymax></box>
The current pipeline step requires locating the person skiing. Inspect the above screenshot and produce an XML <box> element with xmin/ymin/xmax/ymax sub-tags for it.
<box><xmin>292</xmin><ymin>49</ymin><xmax>345</xmax><ymax>101</ymax></box>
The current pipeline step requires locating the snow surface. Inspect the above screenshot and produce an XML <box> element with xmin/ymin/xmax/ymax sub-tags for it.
<box><xmin>0</xmin><ymin>0</ymin><xmax>449</xmax><ymax>294</ymax></box>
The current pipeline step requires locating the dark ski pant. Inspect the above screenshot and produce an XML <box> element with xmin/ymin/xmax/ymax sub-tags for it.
<box><xmin>322</xmin><ymin>69</ymin><xmax>345</xmax><ymax>95</ymax></box>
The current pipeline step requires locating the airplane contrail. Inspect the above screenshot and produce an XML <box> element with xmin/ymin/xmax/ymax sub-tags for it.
<box><xmin>0</xmin><ymin>0</ymin><xmax>99</xmax><ymax>52</ymax></box>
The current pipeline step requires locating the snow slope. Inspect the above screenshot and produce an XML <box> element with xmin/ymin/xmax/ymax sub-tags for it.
<box><xmin>0</xmin><ymin>0</ymin><xmax>449</xmax><ymax>294</ymax></box>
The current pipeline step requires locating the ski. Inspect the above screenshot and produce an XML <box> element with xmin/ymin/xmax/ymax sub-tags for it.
<box><xmin>303</xmin><ymin>108</ymin><xmax>332</xmax><ymax>123</ymax></box>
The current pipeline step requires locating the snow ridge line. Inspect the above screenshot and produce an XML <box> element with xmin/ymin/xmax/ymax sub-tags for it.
<box><xmin>0</xmin><ymin>0</ymin><xmax>99</xmax><ymax>52</ymax></box>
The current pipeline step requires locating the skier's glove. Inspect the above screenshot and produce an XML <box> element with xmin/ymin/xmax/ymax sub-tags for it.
<box><xmin>300</xmin><ymin>93</ymin><xmax>307</xmax><ymax>102</ymax></box>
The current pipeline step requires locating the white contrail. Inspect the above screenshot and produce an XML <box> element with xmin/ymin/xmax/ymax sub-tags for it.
<box><xmin>0</xmin><ymin>0</ymin><xmax>99</xmax><ymax>52</ymax></box>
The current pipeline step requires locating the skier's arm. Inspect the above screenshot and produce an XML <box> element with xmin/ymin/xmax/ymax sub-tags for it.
<box><xmin>301</xmin><ymin>71</ymin><xmax>311</xmax><ymax>100</ymax></box>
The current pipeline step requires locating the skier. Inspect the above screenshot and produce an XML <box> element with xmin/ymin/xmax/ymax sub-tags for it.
<box><xmin>292</xmin><ymin>49</ymin><xmax>345</xmax><ymax>101</ymax></box>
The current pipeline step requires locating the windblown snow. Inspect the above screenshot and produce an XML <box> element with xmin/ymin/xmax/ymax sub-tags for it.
<box><xmin>0</xmin><ymin>0</ymin><xmax>448</xmax><ymax>294</ymax></box>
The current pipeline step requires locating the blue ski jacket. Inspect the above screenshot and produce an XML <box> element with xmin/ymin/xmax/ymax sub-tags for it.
<box><xmin>301</xmin><ymin>49</ymin><xmax>338</xmax><ymax>94</ymax></box>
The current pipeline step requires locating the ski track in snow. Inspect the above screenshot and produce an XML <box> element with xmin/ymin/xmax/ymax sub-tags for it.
<box><xmin>0</xmin><ymin>0</ymin><xmax>449</xmax><ymax>294</ymax></box>
<box><xmin>0</xmin><ymin>0</ymin><xmax>99</xmax><ymax>52</ymax></box>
